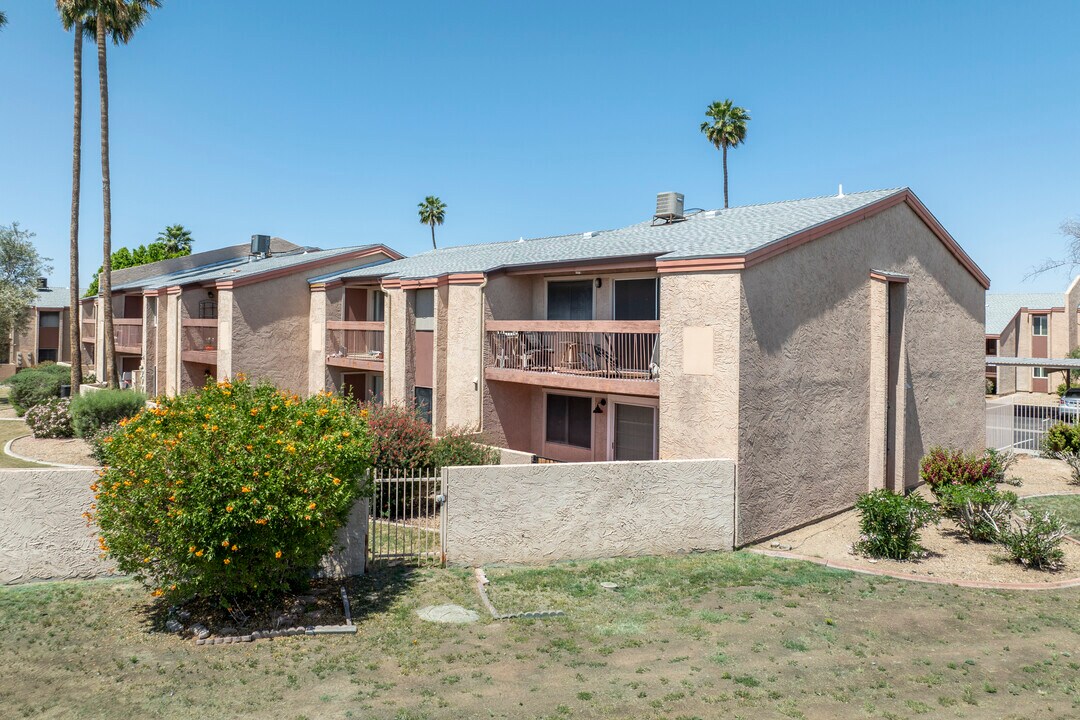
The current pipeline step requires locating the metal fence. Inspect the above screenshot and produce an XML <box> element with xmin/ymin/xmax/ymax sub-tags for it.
<box><xmin>986</xmin><ymin>399</ymin><xmax>1077</xmax><ymax>453</ymax></box>
<box><xmin>368</xmin><ymin>468</ymin><xmax>445</xmax><ymax>566</ymax></box>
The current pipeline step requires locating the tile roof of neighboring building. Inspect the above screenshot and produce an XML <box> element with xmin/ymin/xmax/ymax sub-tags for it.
<box><xmin>113</xmin><ymin>245</ymin><xmax>382</xmax><ymax>292</ymax></box>
<box><xmin>31</xmin><ymin>287</ymin><xmax>85</xmax><ymax>308</ymax></box>
<box><xmin>984</xmin><ymin>293</ymin><xmax>1063</xmax><ymax>334</ymax></box>
<box><xmin>312</xmin><ymin>188</ymin><xmax>920</xmax><ymax>284</ymax></box>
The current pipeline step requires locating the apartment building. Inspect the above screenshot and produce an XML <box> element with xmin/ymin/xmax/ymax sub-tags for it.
<box><xmin>984</xmin><ymin>277</ymin><xmax>1080</xmax><ymax>394</ymax></box>
<box><xmin>1</xmin><ymin>279</ymin><xmax>82</xmax><ymax>381</ymax></box>
<box><xmin>87</xmin><ymin>237</ymin><xmax>400</xmax><ymax>395</ymax></box>
<box><xmin>309</xmin><ymin>188</ymin><xmax>989</xmax><ymax>544</ymax></box>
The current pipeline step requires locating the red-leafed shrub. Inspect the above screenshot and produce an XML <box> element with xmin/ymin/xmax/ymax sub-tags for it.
<box><xmin>362</xmin><ymin>401</ymin><xmax>435</xmax><ymax>470</ymax></box>
<box><xmin>919</xmin><ymin>446</ymin><xmax>996</xmax><ymax>489</ymax></box>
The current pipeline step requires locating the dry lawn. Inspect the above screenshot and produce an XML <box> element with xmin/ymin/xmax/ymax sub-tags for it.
<box><xmin>1</xmin><ymin>552</ymin><xmax>1078</xmax><ymax>720</ymax></box>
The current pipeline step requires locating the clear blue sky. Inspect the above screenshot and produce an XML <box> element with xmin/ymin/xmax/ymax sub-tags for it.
<box><xmin>1</xmin><ymin>0</ymin><xmax>1078</xmax><ymax>293</ymax></box>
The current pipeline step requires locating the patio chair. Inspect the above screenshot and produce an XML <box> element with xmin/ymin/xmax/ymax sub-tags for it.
<box><xmin>521</xmin><ymin>331</ymin><xmax>554</xmax><ymax>371</ymax></box>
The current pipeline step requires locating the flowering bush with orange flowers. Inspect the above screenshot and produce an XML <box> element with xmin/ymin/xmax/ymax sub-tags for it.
<box><xmin>89</xmin><ymin>376</ymin><xmax>372</xmax><ymax>600</ymax></box>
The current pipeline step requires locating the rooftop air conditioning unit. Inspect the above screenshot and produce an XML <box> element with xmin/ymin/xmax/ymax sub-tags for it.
<box><xmin>37</xmin><ymin>277</ymin><xmax>49</xmax><ymax>290</ymax></box>
<box><xmin>654</xmin><ymin>192</ymin><xmax>684</xmax><ymax>223</ymax></box>
<box><xmin>250</xmin><ymin>234</ymin><xmax>271</xmax><ymax>257</ymax></box>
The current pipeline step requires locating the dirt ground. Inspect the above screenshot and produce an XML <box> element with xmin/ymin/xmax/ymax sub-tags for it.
<box><xmin>9</xmin><ymin>434</ymin><xmax>97</xmax><ymax>467</ymax></box>
<box><xmin>756</xmin><ymin>455</ymin><xmax>1080</xmax><ymax>586</ymax></box>
<box><xmin>1</xmin><ymin>554</ymin><xmax>1078</xmax><ymax>720</ymax></box>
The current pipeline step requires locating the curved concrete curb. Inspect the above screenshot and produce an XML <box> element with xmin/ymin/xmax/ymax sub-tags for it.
<box><xmin>749</xmin><ymin>538</ymin><xmax>1080</xmax><ymax>591</ymax></box>
<box><xmin>3</xmin><ymin>434</ymin><xmax>98</xmax><ymax>470</ymax></box>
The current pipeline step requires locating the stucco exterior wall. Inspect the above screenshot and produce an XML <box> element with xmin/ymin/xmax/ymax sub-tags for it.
<box><xmin>383</xmin><ymin>288</ymin><xmax>410</xmax><ymax>406</ymax></box>
<box><xmin>735</xmin><ymin>202</ymin><xmax>986</xmax><ymax>544</ymax></box>
<box><xmin>230</xmin><ymin>274</ymin><xmax>312</xmax><ymax>393</ymax></box>
<box><xmin>443</xmin><ymin>284</ymin><xmax>484</xmax><ymax>430</ymax></box>
<box><xmin>0</xmin><ymin>469</ymin><xmax>114</xmax><ymax>585</ymax></box>
<box><xmin>658</xmin><ymin>272</ymin><xmax>741</xmax><ymax>459</ymax></box>
<box><xmin>444</xmin><ymin>459</ymin><xmax>736</xmax><ymax>565</ymax></box>
<box><xmin>997</xmin><ymin>315</ymin><xmax>1018</xmax><ymax>395</ymax></box>
<box><xmin>308</xmin><ymin>287</ymin><xmax>328</xmax><ymax>395</ymax></box>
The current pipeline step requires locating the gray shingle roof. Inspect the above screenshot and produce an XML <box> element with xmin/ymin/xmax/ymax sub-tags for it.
<box><xmin>31</xmin><ymin>287</ymin><xmax>83</xmax><ymax>308</ymax></box>
<box><xmin>985</xmin><ymin>293</ymin><xmax>1063</xmax><ymax>334</ymax></box>
<box><xmin>312</xmin><ymin>188</ymin><xmax>907</xmax><ymax>284</ymax></box>
<box><xmin>113</xmin><ymin>246</ymin><xmax>380</xmax><ymax>292</ymax></box>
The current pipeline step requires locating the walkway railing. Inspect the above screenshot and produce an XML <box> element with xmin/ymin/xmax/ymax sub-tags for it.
<box><xmin>986</xmin><ymin>398</ymin><xmax>1078</xmax><ymax>453</ymax></box>
<box><xmin>326</xmin><ymin>321</ymin><xmax>384</xmax><ymax>367</ymax></box>
<box><xmin>485</xmin><ymin>321</ymin><xmax>660</xmax><ymax>382</ymax></box>
<box><xmin>112</xmin><ymin>318</ymin><xmax>142</xmax><ymax>352</ymax></box>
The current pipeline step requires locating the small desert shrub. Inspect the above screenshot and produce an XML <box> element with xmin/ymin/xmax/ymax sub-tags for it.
<box><xmin>6</xmin><ymin>365</ymin><xmax>68</xmax><ymax>414</ymax></box>
<box><xmin>935</xmin><ymin>482</ymin><xmax>1017</xmax><ymax>542</ymax></box>
<box><xmin>996</xmin><ymin>511</ymin><xmax>1069</xmax><ymax>570</ymax></box>
<box><xmin>1042</xmin><ymin>422</ymin><xmax>1080</xmax><ymax>454</ymax></box>
<box><xmin>855</xmin><ymin>489</ymin><xmax>940</xmax><ymax>560</ymax></box>
<box><xmin>24</xmin><ymin>398</ymin><xmax>74</xmax><ymax>439</ymax></box>
<box><xmin>90</xmin><ymin>378</ymin><xmax>372</xmax><ymax>600</ymax></box>
<box><xmin>984</xmin><ymin>448</ymin><xmax>1019</xmax><ymax>483</ymax></box>
<box><xmin>69</xmin><ymin>389</ymin><xmax>147</xmax><ymax>438</ymax></box>
<box><xmin>363</xmin><ymin>402</ymin><xmax>435</xmax><ymax>470</ymax></box>
<box><xmin>431</xmin><ymin>428</ymin><xmax>499</xmax><ymax>468</ymax></box>
<box><xmin>920</xmin><ymin>447</ymin><xmax>997</xmax><ymax>489</ymax></box>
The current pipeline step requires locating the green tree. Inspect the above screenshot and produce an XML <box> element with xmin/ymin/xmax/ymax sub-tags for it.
<box><xmin>156</xmin><ymin>224</ymin><xmax>192</xmax><ymax>254</ymax></box>
<box><xmin>0</xmin><ymin>223</ymin><xmax>52</xmax><ymax>353</ymax></box>
<box><xmin>700</xmin><ymin>99</ymin><xmax>751</xmax><ymax>209</ymax></box>
<box><xmin>79</xmin><ymin>0</ymin><xmax>161</xmax><ymax>387</ymax></box>
<box><xmin>85</xmin><ymin>239</ymin><xmax>191</xmax><ymax>296</ymax></box>
<box><xmin>418</xmin><ymin>196</ymin><xmax>447</xmax><ymax>250</ymax></box>
<box><xmin>57</xmin><ymin>1</ymin><xmax>94</xmax><ymax>389</ymax></box>
<box><xmin>0</xmin><ymin>11</ymin><xmax>7</xmax><ymax>29</ymax></box>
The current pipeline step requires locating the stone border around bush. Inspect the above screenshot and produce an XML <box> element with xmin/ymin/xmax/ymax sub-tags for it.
<box><xmin>3</xmin><ymin>434</ymin><xmax>97</xmax><ymax>469</ymax></box>
<box><xmin>749</xmin><ymin>535</ymin><xmax>1080</xmax><ymax>591</ymax></box>
<box><xmin>192</xmin><ymin>586</ymin><xmax>358</xmax><ymax>646</ymax></box>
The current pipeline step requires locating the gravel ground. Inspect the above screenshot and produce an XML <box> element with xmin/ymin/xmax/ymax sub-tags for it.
<box><xmin>756</xmin><ymin>455</ymin><xmax>1080</xmax><ymax>586</ymax></box>
<box><xmin>9</xmin><ymin>435</ymin><xmax>97</xmax><ymax>467</ymax></box>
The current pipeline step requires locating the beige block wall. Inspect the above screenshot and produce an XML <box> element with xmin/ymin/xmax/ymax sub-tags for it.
<box><xmin>307</xmin><ymin>287</ymin><xmax>328</xmax><ymax>395</ymax></box>
<box><xmin>658</xmin><ymin>272</ymin><xmax>741</xmax><ymax>460</ymax></box>
<box><xmin>384</xmin><ymin>287</ymin><xmax>412</xmax><ymax>407</ymax></box>
<box><xmin>442</xmin><ymin>284</ymin><xmax>485</xmax><ymax>430</ymax></box>
<box><xmin>734</xmin><ymin>202</ymin><xmax>986</xmax><ymax>544</ymax></box>
<box><xmin>444</xmin><ymin>459</ymin><xmax>736</xmax><ymax>566</ymax></box>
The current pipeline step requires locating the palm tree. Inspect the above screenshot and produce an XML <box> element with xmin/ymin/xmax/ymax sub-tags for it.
<box><xmin>0</xmin><ymin>11</ymin><xmax>7</xmax><ymax>29</ymax></box>
<box><xmin>418</xmin><ymin>196</ymin><xmax>446</xmax><ymax>250</ymax></box>
<box><xmin>57</xmin><ymin>1</ymin><xmax>93</xmax><ymax>390</ymax></box>
<box><xmin>83</xmin><ymin>0</ymin><xmax>160</xmax><ymax>387</ymax></box>
<box><xmin>700</xmin><ymin>99</ymin><xmax>751</xmax><ymax>209</ymax></box>
<box><xmin>156</xmin><ymin>224</ymin><xmax>192</xmax><ymax>254</ymax></box>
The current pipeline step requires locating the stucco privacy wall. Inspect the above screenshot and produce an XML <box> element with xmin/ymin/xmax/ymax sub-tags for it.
<box><xmin>0</xmin><ymin>469</ymin><xmax>113</xmax><ymax>585</ymax></box>
<box><xmin>444</xmin><ymin>459</ymin><xmax>736</xmax><ymax>566</ymax></box>
<box><xmin>735</xmin><ymin>202</ymin><xmax>985</xmax><ymax>544</ymax></box>
<box><xmin>658</xmin><ymin>273</ymin><xmax>741</xmax><ymax>459</ymax></box>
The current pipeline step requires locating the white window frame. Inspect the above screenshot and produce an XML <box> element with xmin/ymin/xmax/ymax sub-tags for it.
<box><xmin>1032</xmin><ymin>314</ymin><xmax>1049</xmax><ymax>336</ymax></box>
<box><xmin>605</xmin><ymin>394</ymin><xmax>660</xmax><ymax>461</ymax></box>
<box><xmin>1033</xmin><ymin>367</ymin><xmax>1049</xmax><ymax>379</ymax></box>
<box><xmin>542</xmin><ymin>388</ymin><xmax>594</xmax><ymax>450</ymax></box>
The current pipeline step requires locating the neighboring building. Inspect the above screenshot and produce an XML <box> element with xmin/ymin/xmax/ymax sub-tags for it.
<box><xmin>984</xmin><ymin>277</ymin><xmax>1080</xmax><ymax>394</ymax></box>
<box><xmin>309</xmin><ymin>188</ymin><xmax>989</xmax><ymax>544</ymax></box>
<box><xmin>1</xmin><ymin>279</ymin><xmax>84</xmax><ymax>380</ymax></box>
<box><xmin>87</xmin><ymin>237</ymin><xmax>401</xmax><ymax>395</ymax></box>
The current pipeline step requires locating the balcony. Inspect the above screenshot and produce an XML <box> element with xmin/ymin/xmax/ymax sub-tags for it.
<box><xmin>81</xmin><ymin>320</ymin><xmax>96</xmax><ymax>342</ymax></box>
<box><xmin>484</xmin><ymin>321</ymin><xmax>660</xmax><ymax>396</ymax></box>
<box><xmin>326</xmin><ymin>321</ymin><xmax>384</xmax><ymax>371</ymax></box>
<box><xmin>181</xmin><ymin>318</ymin><xmax>217</xmax><ymax>364</ymax></box>
<box><xmin>113</xmin><ymin>318</ymin><xmax>142</xmax><ymax>354</ymax></box>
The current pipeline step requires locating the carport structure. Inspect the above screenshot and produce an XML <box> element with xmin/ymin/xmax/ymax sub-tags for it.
<box><xmin>986</xmin><ymin>356</ymin><xmax>1080</xmax><ymax>396</ymax></box>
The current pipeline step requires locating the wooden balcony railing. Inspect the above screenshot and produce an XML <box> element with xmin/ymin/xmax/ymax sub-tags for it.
<box><xmin>81</xmin><ymin>320</ymin><xmax>96</xmax><ymax>341</ymax></box>
<box><xmin>485</xmin><ymin>321</ymin><xmax>660</xmax><ymax>384</ymax></box>
<box><xmin>113</xmin><ymin>318</ymin><xmax>142</xmax><ymax>352</ymax></box>
<box><xmin>181</xmin><ymin>318</ymin><xmax>217</xmax><ymax>364</ymax></box>
<box><xmin>326</xmin><ymin>320</ymin><xmax>384</xmax><ymax>369</ymax></box>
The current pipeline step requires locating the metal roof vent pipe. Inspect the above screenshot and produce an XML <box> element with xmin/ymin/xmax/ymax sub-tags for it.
<box><xmin>250</xmin><ymin>234</ymin><xmax>271</xmax><ymax>259</ymax></box>
<box><xmin>653</xmin><ymin>192</ymin><xmax>685</xmax><ymax>224</ymax></box>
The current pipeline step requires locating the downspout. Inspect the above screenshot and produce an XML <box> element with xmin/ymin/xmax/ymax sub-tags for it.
<box><xmin>476</xmin><ymin>275</ymin><xmax>488</xmax><ymax>433</ymax></box>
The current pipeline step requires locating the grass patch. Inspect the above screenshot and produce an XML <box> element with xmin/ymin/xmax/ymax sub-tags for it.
<box><xmin>1021</xmin><ymin>495</ymin><xmax>1080</xmax><ymax>536</ymax></box>
<box><xmin>0</xmin><ymin>419</ymin><xmax>46</xmax><ymax>468</ymax></box>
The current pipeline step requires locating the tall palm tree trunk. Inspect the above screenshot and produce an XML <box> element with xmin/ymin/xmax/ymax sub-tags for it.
<box><xmin>97</xmin><ymin>14</ymin><xmax>118</xmax><ymax>388</ymax></box>
<box><xmin>68</xmin><ymin>19</ymin><xmax>83</xmax><ymax>391</ymax></box>
<box><xmin>722</xmin><ymin>143</ymin><xmax>729</xmax><ymax>209</ymax></box>
<box><xmin>430</xmin><ymin>223</ymin><xmax>436</xmax><ymax>250</ymax></box>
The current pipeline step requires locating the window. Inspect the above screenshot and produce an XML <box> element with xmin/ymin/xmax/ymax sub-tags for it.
<box><xmin>547</xmin><ymin>280</ymin><xmax>593</xmax><ymax>321</ymax></box>
<box><xmin>614</xmin><ymin>278</ymin><xmax>659</xmax><ymax>321</ymax></box>
<box><xmin>545</xmin><ymin>393</ymin><xmax>591</xmax><ymax>449</ymax></box>
<box><xmin>37</xmin><ymin>349</ymin><xmax>58</xmax><ymax>362</ymax></box>
<box><xmin>414</xmin><ymin>386</ymin><xmax>433</xmax><ymax>425</ymax></box>
<box><xmin>1033</xmin><ymin>367</ymin><xmax>1049</xmax><ymax>378</ymax></box>
<box><xmin>370</xmin><ymin>374</ymin><xmax>384</xmax><ymax>404</ymax></box>
<box><xmin>614</xmin><ymin>403</ymin><xmax>657</xmax><ymax>461</ymax></box>
<box><xmin>371</xmin><ymin>291</ymin><xmax>385</xmax><ymax>322</ymax></box>
<box><xmin>1033</xmin><ymin>315</ymin><xmax>1048</xmax><ymax>336</ymax></box>
<box><xmin>415</xmin><ymin>289</ymin><xmax>434</xmax><ymax>331</ymax></box>
<box><xmin>39</xmin><ymin>312</ymin><xmax>60</xmax><ymax>329</ymax></box>
<box><xmin>985</xmin><ymin>338</ymin><xmax>998</xmax><ymax>356</ymax></box>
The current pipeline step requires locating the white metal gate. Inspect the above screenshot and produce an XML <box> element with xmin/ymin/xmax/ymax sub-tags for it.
<box><xmin>368</xmin><ymin>468</ymin><xmax>445</xmax><ymax>565</ymax></box>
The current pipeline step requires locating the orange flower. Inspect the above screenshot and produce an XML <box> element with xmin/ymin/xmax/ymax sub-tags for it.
<box><xmin>250</xmin><ymin>408</ymin><xmax>259</xmax><ymax>416</ymax></box>
<box><xmin>286</xmin><ymin>445</ymin><xmax>296</xmax><ymax>453</ymax></box>
<box><xmin>241</xmin><ymin>486</ymin><xmax>251</xmax><ymax>493</ymax></box>
<box><xmin>341</xmin><ymin>430</ymin><xmax>351</xmax><ymax>438</ymax></box>
<box><xmin>151</xmin><ymin>588</ymin><xmax>164</xmax><ymax>597</ymax></box>
<box><xmin>145</xmin><ymin>452</ymin><xmax>154</xmax><ymax>460</ymax></box>
<box><xmin>221</xmin><ymin>540</ymin><xmax>229</xmax><ymax>547</ymax></box>
<box><xmin>223</xmin><ymin>558</ymin><xmax>230</xmax><ymax>565</ymax></box>
<box><xmin>195</xmin><ymin>550</ymin><xmax>204</xmax><ymax>557</ymax></box>
<box><xmin>231</xmin><ymin>544</ymin><xmax>237</xmax><ymax>551</ymax></box>
<box><xmin>332</xmin><ymin>477</ymin><xmax>341</xmax><ymax>486</ymax></box>
<box><xmin>296</xmin><ymin>420</ymin><xmax>304</xmax><ymax>427</ymax></box>
<box><xmin>274</xmin><ymin>550</ymin><xmax>282</xmax><ymax>559</ymax></box>
<box><xmin>308</xmin><ymin>502</ymin><xmax>316</xmax><ymax>510</ymax></box>
<box><xmin>226</xmin><ymin>505</ymin><xmax>234</xmax><ymax>513</ymax></box>
<box><xmin>189</xmin><ymin>546</ymin><xmax>196</xmax><ymax>553</ymax></box>
<box><xmin>255</xmin><ymin>518</ymin><xmax>268</xmax><ymax>525</ymax></box>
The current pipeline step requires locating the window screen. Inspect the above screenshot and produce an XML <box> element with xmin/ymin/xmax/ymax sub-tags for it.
<box><xmin>545</xmin><ymin>393</ymin><xmax>591</xmax><ymax>448</ymax></box>
<box><xmin>39</xmin><ymin>312</ymin><xmax>60</xmax><ymax>328</ymax></box>
<box><xmin>614</xmin><ymin>279</ymin><xmax>659</xmax><ymax>321</ymax></box>
<box><xmin>547</xmin><ymin>281</ymin><xmax>593</xmax><ymax>321</ymax></box>
<box><xmin>414</xmin><ymin>386</ymin><xmax>433</xmax><ymax>425</ymax></box>
<box><xmin>415</xmin><ymin>289</ymin><xmax>435</xmax><ymax>319</ymax></box>
<box><xmin>371</xmin><ymin>292</ymin><xmax>385</xmax><ymax>322</ymax></box>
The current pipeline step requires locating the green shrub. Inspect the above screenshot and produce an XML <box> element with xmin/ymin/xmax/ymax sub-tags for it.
<box><xmin>69</xmin><ymin>389</ymin><xmax>147</xmax><ymax>438</ymax></box>
<box><xmin>431</xmin><ymin>428</ymin><xmax>499</xmax><ymax>468</ymax></box>
<box><xmin>87</xmin><ymin>420</ymin><xmax>120</xmax><ymax>465</ymax></box>
<box><xmin>90</xmin><ymin>377</ymin><xmax>372</xmax><ymax>600</ymax></box>
<box><xmin>24</xmin><ymin>397</ymin><xmax>74</xmax><ymax>439</ymax></box>
<box><xmin>6</xmin><ymin>365</ymin><xmax>68</xmax><ymax>415</ymax></box>
<box><xmin>996</xmin><ymin>511</ymin><xmax>1068</xmax><ymax>570</ymax></box>
<box><xmin>855</xmin><ymin>489</ymin><xmax>939</xmax><ymax>560</ymax></box>
<box><xmin>984</xmin><ymin>448</ymin><xmax>1018</xmax><ymax>483</ymax></box>
<box><xmin>1042</xmin><ymin>422</ymin><xmax>1080</xmax><ymax>454</ymax></box>
<box><xmin>935</xmin><ymin>482</ymin><xmax>1017</xmax><ymax>542</ymax></box>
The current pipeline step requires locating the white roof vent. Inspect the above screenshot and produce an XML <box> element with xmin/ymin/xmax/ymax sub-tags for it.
<box><xmin>702</xmin><ymin>210</ymin><xmax>718</xmax><ymax>219</ymax></box>
<box><xmin>582</xmin><ymin>231</ymin><xmax>597</xmax><ymax>239</ymax></box>
<box><xmin>653</xmin><ymin>192</ymin><xmax>685</xmax><ymax>224</ymax></box>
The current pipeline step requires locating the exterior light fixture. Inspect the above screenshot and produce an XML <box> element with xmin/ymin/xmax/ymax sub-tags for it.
<box><xmin>593</xmin><ymin>398</ymin><xmax>607</xmax><ymax>414</ymax></box>
<box><xmin>595</xmin><ymin>278</ymin><xmax>602</xmax><ymax>288</ymax></box>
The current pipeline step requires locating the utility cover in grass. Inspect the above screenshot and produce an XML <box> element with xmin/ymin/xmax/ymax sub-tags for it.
<box><xmin>417</xmin><ymin>604</ymin><xmax>480</xmax><ymax>624</ymax></box>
